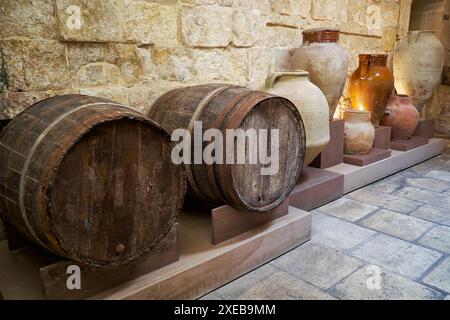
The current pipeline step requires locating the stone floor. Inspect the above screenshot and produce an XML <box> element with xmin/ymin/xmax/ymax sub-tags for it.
<box><xmin>201</xmin><ymin>140</ymin><xmax>450</xmax><ymax>300</ymax></box>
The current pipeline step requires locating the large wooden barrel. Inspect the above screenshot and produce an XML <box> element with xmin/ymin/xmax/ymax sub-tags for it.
<box><xmin>0</xmin><ymin>94</ymin><xmax>186</xmax><ymax>267</ymax></box>
<box><xmin>148</xmin><ymin>84</ymin><xmax>306</xmax><ymax>212</ymax></box>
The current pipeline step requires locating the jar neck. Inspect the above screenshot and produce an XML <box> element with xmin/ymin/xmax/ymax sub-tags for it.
<box><xmin>344</xmin><ymin>111</ymin><xmax>371</xmax><ymax>122</ymax></box>
<box><xmin>359</xmin><ymin>54</ymin><xmax>387</xmax><ymax>67</ymax></box>
<box><xmin>303</xmin><ymin>30</ymin><xmax>340</xmax><ymax>43</ymax></box>
<box><xmin>393</xmin><ymin>94</ymin><xmax>411</xmax><ymax>104</ymax></box>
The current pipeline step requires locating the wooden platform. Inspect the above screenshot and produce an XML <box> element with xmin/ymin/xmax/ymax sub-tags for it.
<box><xmin>391</xmin><ymin>136</ymin><xmax>429</xmax><ymax>151</ymax></box>
<box><xmin>327</xmin><ymin>138</ymin><xmax>446</xmax><ymax>193</ymax></box>
<box><xmin>289</xmin><ymin>167</ymin><xmax>344</xmax><ymax>211</ymax></box>
<box><xmin>0</xmin><ymin>207</ymin><xmax>311</xmax><ymax>300</ymax></box>
<box><xmin>343</xmin><ymin>148</ymin><xmax>392</xmax><ymax>167</ymax></box>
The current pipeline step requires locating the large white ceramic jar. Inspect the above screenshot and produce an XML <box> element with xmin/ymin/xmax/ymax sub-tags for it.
<box><xmin>292</xmin><ymin>28</ymin><xmax>348</xmax><ymax>120</ymax></box>
<box><xmin>394</xmin><ymin>31</ymin><xmax>444</xmax><ymax>111</ymax></box>
<box><xmin>265</xmin><ymin>71</ymin><xmax>330</xmax><ymax>166</ymax></box>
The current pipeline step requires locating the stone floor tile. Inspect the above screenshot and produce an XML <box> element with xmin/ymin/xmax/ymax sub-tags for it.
<box><xmin>424</xmin><ymin>170</ymin><xmax>450</xmax><ymax>182</ymax></box>
<box><xmin>383</xmin><ymin>170</ymin><xmax>422</xmax><ymax>184</ymax></box>
<box><xmin>410</xmin><ymin>158</ymin><xmax>449</xmax><ymax>174</ymax></box>
<box><xmin>271</xmin><ymin>242</ymin><xmax>363</xmax><ymax>290</ymax></box>
<box><xmin>346</xmin><ymin>189</ymin><xmax>423</xmax><ymax>214</ymax></box>
<box><xmin>418</xmin><ymin>226</ymin><xmax>450</xmax><ymax>253</ymax></box>
<box><xmin>317</xmin><ymin>198</ymin><xmax>379</xmax><ymax>222</ymax></box>
<box><xmin>358</xmin><ymin>209</ymin><xmax>434</xmax><ymax>241</ymax></box>
<box><xmin>351</xmin><ymin>234</ymin><xmax>442</xmax><ymax>279</ymax></box>
<box><xmin>237</xmin><ymin>271</ymin><xmax>335</xmax><ymax>300</ymax></box>
<box><xmin>311</xmin><ymin>214</ymin><xmax>377</xmax><ymax>250</ymax></box>
<box><xmin>393</xmin><ymin>187</ymin><xmax>450</xmax><ymax>209</ymax></box>
<box><xmin>329</xmin><ymin>265</ymin><xmax>442</xmax><ymax>300</ymax></box>
<box><xmin>211</xmin><ymin>263</ymin><xmax>279</xmax><ymax>299</ymax></box>
<box><xmin>409</xmin><ymin>205</ymin><xmax>450</xmax><ymax>226</ymax></box>
<box><xmin>445</xmin><ymin>295</ymin><xmax>450</xmax><ymax>300</ymax></box>
<box><xmin>199</xmin><ymin>292</ymin><xmax>224</xmax><ymax>300</ymax></box>
<box><xmin>405</xmin><ymin>177</ymin><xmax>450</xmax><ymax>193</ymax></box>
<box><xmin>366</xmin><ymin>180</ymin><xmax>403</xmax><ymax>194</ymax></box>
<box><xmin>423</xmin><ymin>257</ymin><xmax>450</xmax><ymax>294</ymax></box>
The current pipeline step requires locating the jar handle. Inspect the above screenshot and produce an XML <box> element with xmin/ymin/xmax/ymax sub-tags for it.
<box><xmin>360</xmin><ymin>59</ymin><xmax>370</xmax><ymax>78</ymax></box>
<box><xmin>266</xmin><ymin>71</ymin><xmax>309</xmax><ymax>89</ymax></box>
<box><xmin>410</xmin><ymin>30</ymin><xmax>433</xmax><ymax>43</ymax></box>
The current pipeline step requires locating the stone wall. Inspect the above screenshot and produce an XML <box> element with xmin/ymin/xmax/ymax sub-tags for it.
<box><xmin>0</xmin><ymin>0</ymin><xmax>411</xmax><ymax>121</ymax></box>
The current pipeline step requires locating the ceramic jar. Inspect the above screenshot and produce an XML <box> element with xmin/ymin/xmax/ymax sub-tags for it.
<box><xmin>381</xmin><ymin>94</ymin><xmax>419</xmax><ymax>140</ymax></box>
<box><xmin>265</xmin><ymin>71</ymin><xmax>330</xmax><ymax>166</ymax></box>
<box><xmin>349</xmin><ymin>54</ymin><xmax>394</xmax><ymax>128</ymax></box>
<box><xmin>292</xmin><ymin>28</ymin><xmax>348</xmax><ymax>120</ymax></box>
<box><xmin>343</xmin><ymin>110</ymin><xmax>375</xmax><ymax>155</ymax></box>
<box><xmin>394</xmin><ymin>31</ymin><xmax>445</xmax><ymax>111</ymax></box>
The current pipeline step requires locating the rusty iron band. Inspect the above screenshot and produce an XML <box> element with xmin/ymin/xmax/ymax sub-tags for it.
<box><xmin>185</xmin><ymin>86</ymin><xmax>231</xmax><ymax>201</ymax></box>
<box><xmin>18</xmin><ymin>102</ymin><xmax>124</xmax><ymax>248</ymax></box>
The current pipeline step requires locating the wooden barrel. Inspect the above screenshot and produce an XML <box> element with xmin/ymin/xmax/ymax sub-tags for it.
<box><xmin>147</xmin><ymin>84</ymin><xmax>306</xmax><ymax>212</ymax></box>
<box><xmin>0</xmin><ymin>94</ymin><xmax>186</xmax><ymax>267</ymax></box>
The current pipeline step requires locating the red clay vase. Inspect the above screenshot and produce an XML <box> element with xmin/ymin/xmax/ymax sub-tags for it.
<box><xmin>381</xmin><ymin>94</ymin><xmax>419</xmax><ymax>140</ymax></box>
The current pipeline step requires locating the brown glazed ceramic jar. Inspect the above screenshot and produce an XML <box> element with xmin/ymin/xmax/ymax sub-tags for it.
<box><xmin>343</xmin><ymin>110</ymin><xmax>375</xmax><ymax>155</ymax></box>
<box><xmin>349</xmin><ymin>54</ymin><xmax>394</xmax><ymax>127</ymax></box>
<box><xmin>381</xmin><ymin>94</ymin><xmax>419</xmax><ymax>140</ymax></box>
<box><xmin>292</xmin><ymin>28</ymin><xmax>348</xmax><ymax>120</ymax></box>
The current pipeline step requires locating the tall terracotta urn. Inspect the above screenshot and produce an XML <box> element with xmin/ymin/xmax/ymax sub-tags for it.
<box><xmin>343</xmin><ymin>110</ymin><xmax>375</xmax><ymax>155</ymax></box>
<box><xmin>394</xmin><ymin>31</ymin><xmax>445</xmax><ymax>111</ymax></box>
<box><xmin>292</xmin><ymin>28</ymin><xmax>348</xmax><ymax>120</ymax></box>
<box><xmin>381</xmin><ymin>94</ymin><xmax>419</xmax><ymax>140</ymax></box>
<box><xmin>266</xmin><ymin>71</ymin><xmax>330</xmax><ymax>166</ymax></box>
<box><xmin>349</xmin><ymin>54</ymin><xmax>394</xmax><ymax>127</ymax></box>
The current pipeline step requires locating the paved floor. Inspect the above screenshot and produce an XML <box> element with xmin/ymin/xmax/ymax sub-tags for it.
<box><xmin>202</xmin><ymin>142</ymin><xmax>450</xmax><ymax>300</ymax></box>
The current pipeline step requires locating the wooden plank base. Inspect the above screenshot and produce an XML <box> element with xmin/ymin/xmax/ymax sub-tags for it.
<box><xmin>310</xmin><ymin>119</ymin><xmax>344</xmax><ymax>169</ymax></box>
<box><xmin>327</xmin><ymin>138</ymin><xmax>446</xmax><ymax>193</ymax></box>
<box><xmin>0</xmin><ymin>224</ymin><xmax>180</xmax><ymax>300</ymax></box>
<box><xmin>92</xmin><ymin>207</ymin><xmax>311</xmax><ymax>300</ymax></box>
<box><xmin>211</xmin><ymin>200</ymin><xmax>288</xmax><ymax>245</ymax></box>
<box><xmin>391</xmin><ymin>136</ymin><xmax>429</xmax><ymax>151</ymax></box>
<box><xmin>290</xmin><ymin>167</ymin><xmax>344</xmax><ymax>211</ymax></box>
<box><xmin>373</xmin><ymin>126</ymin><xmax>391</xmax><ymax>150</ymax></box>
<box><xmin>343</xmin><ymin>148</ymin><xmax>392</xmax><ymax>167</ymax></box>
<box><xmin>413</xmin><ymin>119</ymin><xmax>435</xmax><ymax>139</ymax></box>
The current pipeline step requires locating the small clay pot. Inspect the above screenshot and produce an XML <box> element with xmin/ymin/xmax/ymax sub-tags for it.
<box><xmin>381</xmin><ymin>94</ymin><xmax>419</xmax><ymax>140</ymax></box>
<box><xmin>343</xmin><ymin>110</ymin><xmax>375</xmax><ymax>155</ymax></box>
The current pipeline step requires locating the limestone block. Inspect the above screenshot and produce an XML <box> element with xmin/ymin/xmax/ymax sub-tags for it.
<box><xmin>381</xmin><ymin>3</ymin><xmax>400</xmax><ymax>28</ymax></box>
<box><xmin>397</xmin><ymin>0</ymin><xmax>412</xmax><ymax>38</ymax></box>
<box><xmin>0</xmin><ymin>53</ymin><xmax>5</xmax><ymax>93</ymax></box>
<box><xmin>66</xmin><ymin>43</ymin><xmax>144</xmax><ymax>87</ymax></box>
<box><xmin>75</xmin><ymin>63</ymin><xmax>121</xmax><ymax>87</ymax></box>
<box><xmin>180</xmin><ymin>6</ymin><xmax>233</xmax><ymax>47</ymax></box>
<box><xmin>79</xmin><ymin>86</ymin><xmax>128</xmax><ymax>105</ymax></box>
<box><xmin>124</xmin><ymin>2</ymin><xmax>178</xmax><ymax>46</ymax></box>
<box><xmin>382</xmin><ymin>27</ymin><xmax>398</xmax><ymax>51</ymax></box>
<box><xmin>264</xmin><ymin>25</ymin><xmax>301</xmax><ymax>47</ymax></box>
<box><xmin>24</xmin><ymin>41</ymin><xmax>70</xmax><ymax>91</ymax></box>
<box><xmin>106</xmin><ymin>44</ymin><xmax>145</xmax><ymax>87</ymax></box>
<box><xmin>127</xmin><ymin>82</ymin><xmax>182</xmax><ymax>114</ymax></box>
<box><xmin>183</xmin><ymin>0</ymin><xmax>232</xmax><ymax>5</ymax></box>
<box><xmin>0</xmin><ymin>0</ymin><xmax>57</xmax><ymax>40</ymax></box>
<box><xmin>248</xmin><ymin>48</ymin><xmax>274</xmax><ymax>89</ymax></box>
<box><xmin>311</xmin><ymin>0</ymin><xmax>338</xmax><ymax>21</ymax></box>
<box><xmin>269</xmin><ymin>0</ymin><xmax>291</xmax><ymax>15</ymax></box>
<box><xmin>0</xmin><ymin>91</ymin><xmax>56</xmax><ymax>119</ymax></box>
<box><xmin>348</xmin><ymin>0</ymin><xmax>366</xmax><ymax>25</ymax></box>
<box><xmin>0</xmin><ymin>40</ymin><xmax>26</xmax><ymax>91</ymax></box>
<box><xmin>233</xmin><ymin>0</ymin><xmax>271</xmax><ymax>12</ymax></box>
<box><xmin>232</xmin><ymin>10</ymin><xmax>264</xmax><ymax>47</ymax></box>
<box><xmin>56</xmin><ymin>0</ymin><xmax>124</xmax><ymax>42</ymax></box>
<box><xmin>152</xmin><ymin>47</ymin><xmax>195</xmax><ymax>82</ymax></box>
<box><xmin>193</xmin><ymin>49</ymin><xmax>248</xmax><ymax>82</ymax></box>
<box><xmin>366</xmin><ymin>4</ymin><xmax>383</xmax><ymax>36</ymax></box>
<box><xmin>291</xmin><ymin>0</ymin><xmax>312</xmax><ymax>18</ymax></box>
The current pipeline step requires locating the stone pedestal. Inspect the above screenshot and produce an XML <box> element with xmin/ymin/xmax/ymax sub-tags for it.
<box><xmin>343</xmin><ymin>148</ymin><xmax>392</xmax><ymax>167</ymax></box>
<box><xmin>310</xmin><ymin>119</ymin><xmax>344</xmax><ymax>169</ymax></box>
